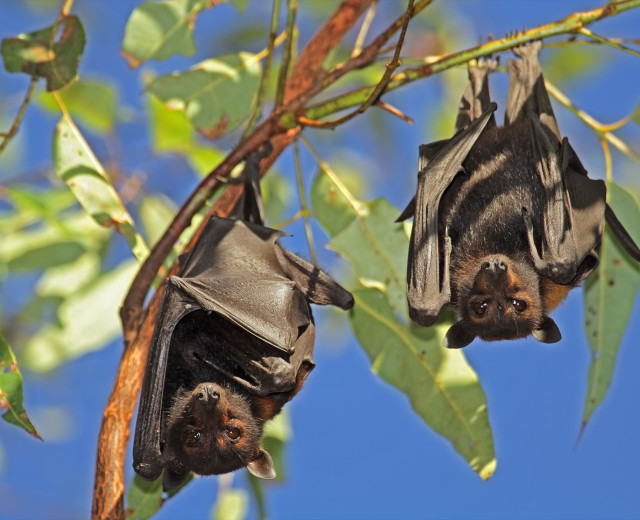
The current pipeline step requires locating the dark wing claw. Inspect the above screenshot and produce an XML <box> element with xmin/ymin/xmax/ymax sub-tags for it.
<box><xmin>407</xmin><ymin>104</ymin><xmax>496</xmax><ymax>326</ymax></box>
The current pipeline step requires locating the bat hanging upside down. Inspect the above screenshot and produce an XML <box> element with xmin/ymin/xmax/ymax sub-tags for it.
<box><xmin>133</xmin><ymin>145</ymin><xmax>353</xmax><ymax>491</ymax></box>
<box><xmin>398</xmin><ymin>42</ymin><xmax>640</xmax><ymax>349</ymax></box>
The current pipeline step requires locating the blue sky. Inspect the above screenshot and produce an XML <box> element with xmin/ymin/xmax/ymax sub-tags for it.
<box><xmin>1</xmin><ymin>1</ymin><xmax>639</xmax><ymax>519</ymax></box>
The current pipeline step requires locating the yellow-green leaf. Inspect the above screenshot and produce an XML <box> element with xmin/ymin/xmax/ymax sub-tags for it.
<box><xmin>351</xmin><ymin>288</ymin><xmax>496</xmax><ymax>480</ymax></box>
<box><xmin>37</xmin><ymin>79</ymin><xmax>118</xmax><ymax>134</ymax></box>
<box><xmin>147</xmin><ymin>52</ymin><xmax>261</xmax><ymax>139</ymax></box>
<box><xmin>0</xmin><ymin>330</ymin><xmax>41</xmax><ymax>439</ymax></box>
<box><xmin>582</xmin><ymin>182</ymin><xmax>640</xmax><ymax>425</ymax></box>
<box><xmin>1</xmin><ymin>15</ymin><xmax>85</xmax><ymax>91</ymax></box>
<box><xmin>53</xmin><ymin>116</ymin><xmax>149</xmax><ymax>261</ymax></box>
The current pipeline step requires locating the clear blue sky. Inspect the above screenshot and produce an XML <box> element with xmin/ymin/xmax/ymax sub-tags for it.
<box><xmin>1</xmin><ymin>1</ymin><xmax>639</xmax><ymax>519</ymax></box>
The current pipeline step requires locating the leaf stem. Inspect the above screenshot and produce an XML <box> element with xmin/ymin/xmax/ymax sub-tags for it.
<box><xmin>293</xmin><ymin>139</ymin><xmax>317</xmax><ymax>265</ymax></box>
<box><xmin>299</xmin><ymin>0</ymin><xmax>640</xmax><ymax>124</ymax></box>
<box><xmin>0</xmin><ymin>77</ymin><xmax>37</xmax><ymax>156</ymax></box>
<box><xmin>275</xmin><ymin>0</ymin><xmax>298</xmax><ymax>107</ymax></box>
<box><xmin>245</xmin><ymin>0</ymin><xmax>281</xmax><ymax>136</ymax></box>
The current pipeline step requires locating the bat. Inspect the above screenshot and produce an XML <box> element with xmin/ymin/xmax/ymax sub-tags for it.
<box><xmin>398</xmin><ymin>42</ymin><xmax>640</xmax><ymax>349</ymax></box>
<box><xmin>133</xmin><ymin>145</ymin><xmax>354</xmax><ymax>490</ymax></box>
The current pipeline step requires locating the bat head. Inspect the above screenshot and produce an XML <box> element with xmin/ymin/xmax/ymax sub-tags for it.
<box><xmin>447</xmin><ymin>254</ymin><xmax>561</xmax><ymax>348</ymax></box>
<box><xmin>162</xmin><ymin>382</ymin><xmax>275</xmax><ymax>491</ymax></box>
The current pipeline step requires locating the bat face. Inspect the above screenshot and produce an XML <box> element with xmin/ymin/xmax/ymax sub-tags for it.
<box><xmin>161</xmin><ymin>382</ymin><xmax>274</xmax><ymax>490</ymax></box>
<box><xmin>452</xmin><ymin>254</ymin><xmax>545</xmax><ymax>343</ymax></box>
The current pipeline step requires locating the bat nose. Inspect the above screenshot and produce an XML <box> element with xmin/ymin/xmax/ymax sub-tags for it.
<box><xmin>197</xmin><ymin>384</ymin><xmax>220</xmax><ymax>405</ymax></box>
<box><xmin>482</xmin><ymin>258</ymin><xmax>507</xmax><ymax>277</ymax></box>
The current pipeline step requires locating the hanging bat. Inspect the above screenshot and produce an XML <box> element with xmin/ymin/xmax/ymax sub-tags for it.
<box><xmin>133</xmin><ymin>146</ymin><xmax>354</xmax><ymax>490</ymax></box>
<box><xmin>398</xmin><ymin>42</ymin><xmax>640</xmax><ymax>349</ymax></box>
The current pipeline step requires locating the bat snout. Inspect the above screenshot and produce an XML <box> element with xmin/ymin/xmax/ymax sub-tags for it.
<box><xmin>195</xmin><ymin>384</ymin><xmax>220</xmax><ymax>407</ymax></box>
<box><xmin>482</xmin><ymin>257</ymin><xmax>507</xmax><ymax>277</ymax></box>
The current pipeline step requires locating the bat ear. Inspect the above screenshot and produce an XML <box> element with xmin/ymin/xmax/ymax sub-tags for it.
<box><xmin>532</xmin><ymin>316</ymin><xmax>562</xmax><ymax>344</ymax></box>
<box><xmin>247</xmin><ymin>449</ymin><xmax>276</xmax><ymax>480</ymax></box>
<box><xmin>443</xmin><ymin>321</ymin><xmax>476</xmax><ymax>349</ymax></box>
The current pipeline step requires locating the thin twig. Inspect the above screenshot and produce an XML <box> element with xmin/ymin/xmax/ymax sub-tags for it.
<box><xmin>298</xmin><ymin>134</ymin><xmax>364</xmax><ymax>215</ymax></box>
<box><xmin>245</xmin><ymin>0</ymin><xmax>281</xmax><ymax>136</ymax></box>
<box><xmin>352</xmin><ymin>0</ymin><xmax>378</xmax><ymax>57</ymax></box>
<box><xmin>313</xmin><ymin>0</ymin><xmax>414</xmax><ymax>129</ymax></box>
<box><xmin>293</xmin><ymin>139</ymin><xmax>317</xmax><ymax>265</ymax></box>
<box><xmin>0</xmin><ymin>77</ymin><xmax>37</xmax><ymax>156</ymax></box>
<box><xmin>299</xmin><ymin>0</ymin><xmax>640</xmax><ymax>125</ymax></box>
<box><xmin>579</xmin><ymin>27</ymin><xmax>640</xmax><ymax>57</ymax></box>
<box><xmin>375</xmin><ymin>100</ymin><xmax>414</xmax><ymax>123</ymax></box>
<box><xmin>275</xmin><ymin>0</ymin><xmax>298</xmax><ymax>107</ymax></box>
<box><xmin>545</xmin><ymin>79</ymin><xmax>640</xmax><ymax>163</ymax></box>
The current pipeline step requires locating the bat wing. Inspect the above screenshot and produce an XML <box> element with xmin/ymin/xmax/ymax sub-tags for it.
<box><xmin>506</xmin><ymin>44</ymin><xmax>606</xmax><ymax>284</ymax></box>
<box><xmin>133</xmin><ymin>282</ymin><xmax>193</xmax><ymax>481</ymax></box>
<box><xmin>505</xmin><ymin>42</ymin><xmax>561</xmax><ymax>141</ymax></box>
<box><xmin>407</xmin><ymin>103</ymin><xmax>496</xmax><ymax>326</ymax></box>
<box><xmin>455</xmin><ymin>59</ymin><xmax>497</xmax><ymax>132</ymax></box>
<box><xmin>398</xmin><ymin>60</ymin><xmax>496</xmax><ymax>223</ymax></box>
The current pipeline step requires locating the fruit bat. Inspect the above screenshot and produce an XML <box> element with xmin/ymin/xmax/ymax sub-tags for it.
<box><xmin>133</xmin><ymin>146</ymin><xmax>354</xmax><ymax>490</ymax></box>
<box><xmin>398</xmin><ymin>42</ymin><xmax>640</xmax><ymax>349</ymax></box>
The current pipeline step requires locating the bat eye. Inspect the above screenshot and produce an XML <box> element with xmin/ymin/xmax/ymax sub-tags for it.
<box><xmin>224</xmin><ymin>426</ymin><xmax>242</xmax><ymax>441</ymax></box>
<box><xmin>185</xmin><ymin>430</ymin><xmax>202</xmax><ymax>446</ymax></box>
<box><xmin>511</xmin><ymin>299</ymin><xmax>527</xmax><ymax>313</ymax></box>
<box><xmin>471</xmin><ymin>300</ymin><xmax>488</xmax><ymax>317</ymax></box>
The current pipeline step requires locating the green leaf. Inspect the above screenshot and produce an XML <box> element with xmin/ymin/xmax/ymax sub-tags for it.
<box><xmin>351</xmin><ymin>288</ymin><xmax>496</xmax><ymax>479</ymax></box>
<box><xmin>147</xmin><ymin>94</ymin><xmax>225</xmax><ymax>175</ymax></box>
<box><xmin>0</xmin><ymin>211</ymin><xmax>109</xmax><ymax>273</ymax></box>
<box><xmin>147</xmin><ymin>52</ymin><xmax>261</xmax><ymax>138</ymax></box>
<box><xmin>53</xmin><ymin>116</ymin><xmax>149</xmax><ymax>261</ymax></box>
<box><xmin>582</xmin><ymin>182</ymin><xmax>640</xmax><ymax>425</ymax></box>
<box><xmin>37</xmin><ymin>79</ymin><xmax>118</xmax><ymax>134</ymax></box>
<box><xmin>311</xmin><ymin>167</ymin><xmax>359</xmax><ymax>236</ymax></box>
<box><xmin>312</xmin><ymin>169</ymin><xmax>495</xmax><ymax>478</ymax></box>
<box><xmin>125</xmin><ymin>473</ymin><xmax>193</xmax><ymax>520</ymax></box>
<box><xmin>214</xmin><ymin>488</ymin><xmax>248</xmax><ymax>520</ymax></box>
<box><xmin>22</xmin><ymin>260</ymin><xmax>138</xmax><ymax>372</ymax></box>
<box><xmin>262</xmin><ymin>171</ymin><xmax>292</xmax><ymax>225</ymax></box>
<box><xmin>0</xmin><ymin>330</ymin><xmax>41</xmax><ymax>439</ymax></box>
<box><xmin>330</xmin><ymin>198</ymin><xmax>408</xmax><ymax>316</ymax></box>
<box><xmin>122</xmin><ymin>0</ymin><xmax>214</xmax><ymax>68</ymax></box>
<box><xmin>139</xmin><ymin>194</ymin><xmax>176</xmax><ymax>247</ymax></box>
<box><xmin>1</xmin><ymin>15</ymin><xmax>85</xmax><ymax>91</ymax></box>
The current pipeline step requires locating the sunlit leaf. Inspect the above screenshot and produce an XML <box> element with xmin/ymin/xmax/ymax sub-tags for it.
<box><xmin>350</xmin><ymin>287</ymin><xmax>496</xmax><ymax>479</ymax></box>
<box><xmin>36</xmin><ymin>252</ymin><xmax>101</xmax><ymax>297</ymax></box>
<box><xmin>1</xmin><ymin>15</ymin><xmax>85</xmax><ymax>91</ymax></box>
<box><xmin>214</xmin><ymin>488</ymin><xmax>248</xmax><ymax>520</ymax></box>
<box><xmin>311</xmin><ymin>169</ymin><xmax>494</xmax><ymax>478</ymax></box>
<box><xmin>122</xmin><ymin>0</ymin><xmax>214</xmax><ymax>68</ymax></box>
<box><xmin>582</xmin><ymin>182</ymin><xmax>640</xmax><ymax>426</ymax></box>
<box><xmin>22</xmin><ymin>260</ymin><xmax>138</xmax><ymax>372</ymax></box>
<box><xmin>139</xmin><ymin>194</ymin><xmax>176</xmax><ymax>247</ymax></box>
<box><xmin>330</xmin><ymin>198</ymin><xmax>408</xmax><ymax>316</ymax></box>
<box><xmin>0</xmin><ymin>211</ymin><xmax>109</xmax><ymax>272</ymax></box>
<box><xmin>310</xmin><ymin>167</ymin><xmax>360</xmax><ymax>236</ymax></box>
<box><xmin>37</xmin><ymin>79</ymin><xmax>118</xmax><ymax>133</ymax></box>
<box><xmin>53</xmin><ymin>116</ymin><xmax>149</xmax><ymax>261</ymax></box>
<box><xmin>0</xmin><ymin>330</ymin><xmax>40</xmax><ymax>438</ymax></box>
<box><xmin>263</xmin><ymin>171</ymin><xmax>292</xmax><ymax>225</ymax></box>
<box><xmin>125</xmin><ymin>473</ymin><xmax>193</xmax><ymax>520</ymax></box>
<box><xmin>147</xmin><ymin>52</ymin><xmax>261</xmax><ymax>138</ymax></box>
<box><xmin>147</xmin><ymin>94</ymin><xmax>225</xmax><ymax>175</ymax></box>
